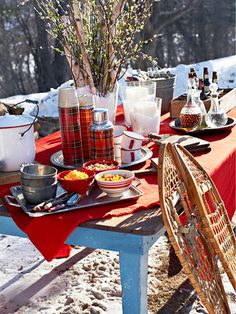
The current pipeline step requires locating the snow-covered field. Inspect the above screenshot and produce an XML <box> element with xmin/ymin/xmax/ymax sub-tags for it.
<box><xmin>0</xmin><ymin>56</ymin><xmax>236</xmax><ymax>313</ymax></box>
<box><xmin>1</xmin><ymin>55</ymin><xmax>236</xmax><ymax>118</ymax></box>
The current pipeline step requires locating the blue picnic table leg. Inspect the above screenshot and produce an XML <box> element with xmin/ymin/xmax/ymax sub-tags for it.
<box><xmin>119</xmin><ymin>251</ymin><xmax>148</xmax><ymax>314</ymax></box>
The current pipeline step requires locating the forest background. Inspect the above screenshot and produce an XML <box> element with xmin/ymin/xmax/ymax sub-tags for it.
<box><xmin>0</xmin><ymin>0</ymin><xmax>235</xmax><ymax>98</ymax></box>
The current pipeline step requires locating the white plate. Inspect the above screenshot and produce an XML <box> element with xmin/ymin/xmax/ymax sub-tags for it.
<box><xmin>50</xmin><ymin>147</ymin><xmax>153</xmax><ymax>170</ymax></box>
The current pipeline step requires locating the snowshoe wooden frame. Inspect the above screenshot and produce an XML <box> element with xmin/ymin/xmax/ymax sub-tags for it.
<box><xmin>158</xmin><ymin>143</ymin><xmax>230</xmax><ymax>314</ymax></box>
<box><xmin>173</xmin><ymin>143</ymin><xmax>236</xmax><ymax>290</ymax></box>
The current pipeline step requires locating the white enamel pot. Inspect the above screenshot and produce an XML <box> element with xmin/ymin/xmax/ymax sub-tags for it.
<box><xmin>0</xmin><ymin>115</ymin><xmax>36</xmax><ymax>172</ymax></box>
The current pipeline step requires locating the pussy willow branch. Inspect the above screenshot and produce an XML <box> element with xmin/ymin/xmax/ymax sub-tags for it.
<box><xmin>71</xmin><ymin>3</ymin><xmax>95</xmax><ymax>94</ymax></box>
<box><xmin>34</xmin><ymin>0</ymin><xmax>155</xmax><ymax>95</ymax></box>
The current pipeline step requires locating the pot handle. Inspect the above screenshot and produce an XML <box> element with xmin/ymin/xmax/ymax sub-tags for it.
<box><xmin>4</xmin><ymin>195</ymin><xmax>21</xmax><ymax>207</ymax></box>
<box><xmin>19</xmin><ymin>100</ymin><xmax>39</xmax><ymax>137</ymax></box>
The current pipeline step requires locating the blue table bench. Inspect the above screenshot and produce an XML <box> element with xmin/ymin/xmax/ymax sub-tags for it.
<box><xmin>0</xmin><ymin>199</ymin><xmax>165</xmax><ymax>314</ymax></box>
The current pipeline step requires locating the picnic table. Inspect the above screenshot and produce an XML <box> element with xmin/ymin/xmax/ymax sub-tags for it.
<box><xmin>0</xmin><ymin>107</ymin><xmax>236</xmax><ymax>314</ymax></box>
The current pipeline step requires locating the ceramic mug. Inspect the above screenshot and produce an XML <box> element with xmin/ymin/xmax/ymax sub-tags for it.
<box><xmin>114</xmin><ymin>125</ymin><xmax>127</xmax><ymax>161</ymax></box>
<box><xmin>121</xmin><ymin>131</ymin><xmax>144</xmax><ymax>150</ymax></box>
<box><xmin>114</xmin><ymin>125</ymin><xmax>127</xmax><ymax>144</ymax></box>
<box><xmin>121</xmin><ymin>148</ymin><xmax>141</xmax><ymax>164</ymax></box>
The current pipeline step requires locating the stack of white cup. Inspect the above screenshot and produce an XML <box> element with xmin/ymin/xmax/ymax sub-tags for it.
<box><xmin>120</xmin><ymin>131</ymin><xmax>144</xmax><ymax>164</ymax></box>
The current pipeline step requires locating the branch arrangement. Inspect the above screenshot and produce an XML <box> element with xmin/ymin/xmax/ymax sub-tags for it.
<box><xmin>35</xmin><ymin>0</ymin><xmax>154</xmax><ymax>96</ymax></box>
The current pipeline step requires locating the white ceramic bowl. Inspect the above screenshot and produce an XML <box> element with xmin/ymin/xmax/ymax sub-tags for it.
<box><xmin>95</xmin><ymin>169</ymin><xmax>134</xmax><ymax>197</ymax></box>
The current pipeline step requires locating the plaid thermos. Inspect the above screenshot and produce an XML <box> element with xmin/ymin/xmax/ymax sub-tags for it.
<box><xmin>58</xmin><ymin>87</ymin><xmax>83</xmax><ymax>166</ymax></box>
<box><xmin>90</xmin><ymin>108</ymin><xmax>114</xmax><ymax>160</ymax></box>
<box><xmin>79</xmin><ymin>95</ymin><xmax>94</xmax><ymax>161</ymax></box>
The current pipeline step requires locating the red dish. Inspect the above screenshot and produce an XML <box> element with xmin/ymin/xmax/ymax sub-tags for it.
<box><xmin>58</xmin><ymin>168</ymin><xmax>95</xmax><ymax>196</ymax></box>
<box><xmin>83</xmin><ymin>159</ymin><xmax>119</xmax><ymax>174</ymax></box>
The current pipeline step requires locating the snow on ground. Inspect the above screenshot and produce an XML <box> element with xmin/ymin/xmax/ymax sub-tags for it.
<box><xmin>1</xmin><ymin>55</ymin><xmax>236</xmax><ymax>118</ymax></box>
<box><xmin>0</xmin><ymin>56</ymin><xmax>236</xmax><ymax>313</ymax></box>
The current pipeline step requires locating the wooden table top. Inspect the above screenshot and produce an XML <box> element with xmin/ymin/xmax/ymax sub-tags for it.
<box><xmin>0</xmin><ymin>197</ymin><xmax>164</xmax><ymax>236</ymax></box>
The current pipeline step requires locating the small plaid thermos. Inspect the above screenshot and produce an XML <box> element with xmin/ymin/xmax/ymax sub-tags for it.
<box><xmin>79</xmin><ymin>94</ymin><xmax>94</xmax><ymax>161</ymax></box>
<box><xmin>90</xmin><ymin>108</ymin><xmax>114</xmax><ymax>160</ymax></box>
<box><xmin>58</xmin><ymin>87</ymin><xmax>83</xmax><ymax>166</ymax></box>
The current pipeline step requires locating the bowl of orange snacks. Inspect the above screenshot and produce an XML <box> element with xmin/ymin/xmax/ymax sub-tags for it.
<box><xmin>57</xmin><ymin>169</ymin><xmax>95</xmax><ymax>196</ymax></box>
<box><xmin>95</xmin><ymin>169</ymin><xmax>134</xmax><ymax>197</ymax></box>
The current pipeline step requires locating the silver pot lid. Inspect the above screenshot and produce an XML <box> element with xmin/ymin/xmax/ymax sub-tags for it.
<box><xmin>0</xmin><ymin>114</ymin><xmax>34</xmax><ymax>129</ymax></box>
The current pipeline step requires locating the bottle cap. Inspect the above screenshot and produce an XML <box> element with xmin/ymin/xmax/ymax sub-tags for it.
<box><xmin>93</xmin><ymin>108</ymin><xmax>108</xmax><ymax>124</ymax></box>
<box><xmin>58</xmin><ymin>87</ymin><xmax>78</xmax><ymax>108</ymax></box>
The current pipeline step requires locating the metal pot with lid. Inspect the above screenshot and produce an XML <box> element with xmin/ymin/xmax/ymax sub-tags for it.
<box><xmin>0</xmin><ymin>114</ymin><xmax>36</xmax><ymax>172</ymax></box>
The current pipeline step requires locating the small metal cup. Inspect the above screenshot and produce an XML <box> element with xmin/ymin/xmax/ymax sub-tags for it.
<box><xmin>21</xmin><ymin>182</ymin><xmax>58</xmax><ymax>204</ymax></box>
<box><xmin>20</xmin><ymin>164</ymin><xmax>58</xmax><ymax>204</ymax></box>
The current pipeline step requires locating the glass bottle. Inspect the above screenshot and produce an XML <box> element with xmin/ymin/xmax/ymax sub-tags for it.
<box><xmin>203</xmin><ymin>67</ymin><xmax>210</xmax><ymax>94</ymax></box>
<box><xmin>205</xmin><ymin>83</ymin><xmax>228</xmax><ymax>128</ymax></box>
<box><xmin>180</xmin><ymin>81</ymin><xmax>202</xmax><ymax>132</ymax></box>
<box><xmin>193</xmin><ymin>87</ymin><xmax>207</xmax><ymax>128</ymax></box>
<box><xmin>212</xmin><ymin>71</ymin><xmax>218</xmax><ymax>84</ymax></box>
<box><xmin>199</xmin><ymin>78</ymin><xmax>207</xmax><ymax>100</ymax></box>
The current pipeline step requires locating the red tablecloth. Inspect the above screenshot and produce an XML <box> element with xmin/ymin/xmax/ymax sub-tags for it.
<box><xmin>1</xmin><ymin>107</ymin><xmax>236</xmax><ymax>261</ymax></box>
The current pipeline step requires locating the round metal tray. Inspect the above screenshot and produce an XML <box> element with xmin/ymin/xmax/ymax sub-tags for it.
<box><xmin>169</xmin><ymin>116</ymin><xmax>236</xmax><ymax>134</ymax></box>
<box><xmin>50</xmin><ymin>147</ymin><xmax>153</xmax><ymax>170</ymax></box>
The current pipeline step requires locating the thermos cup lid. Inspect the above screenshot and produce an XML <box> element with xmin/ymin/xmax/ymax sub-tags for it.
<box><xmin>93</xmin><ymin>108</ymin><xmax>108</xmax><ymax>124</ymax></box>
<box><xmin>78</xmin><ymin>94</ymin><xmax>94</xmax><ymax>108</ymax></box>
<box><xmin>58</xmin><ymin>87</ymin><xmax>78</xmax><ymax>108</ymax></box>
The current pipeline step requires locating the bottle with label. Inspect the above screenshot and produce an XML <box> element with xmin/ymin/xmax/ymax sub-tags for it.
<box><xmin>58</xmin><ymin>87</ymin><xmax>83</xmax><ymax>166</ymax></box>
<box><xmin>189</xmin><ymin>67</ymin><xmax>197</xmax><ymax>78</ymax></box>
<box><xmin>90</xmin><ymin>108</ymin><xmax>114</xmax><ymax>160</ymax></box>
<box><xmin>203</xmin><ymin>67</ymin><xmax>210</xmax><ymax>94</ymax></box>
<box><xmin>79</xmin><ymin>94</ymin><xmax>94</xmax><ymax>161</ymax></box>
<box><xmin>199</xmin><ymin>78</ymin><xmax>207</xmax><ymax>100</ymax></box>
<box><xmin>205</xmin><ymin>83</ymin><xmax>227</xmax><ymax>128</ymax></box>
<box><xmin>212</xmin><ymin>71</ymin><xmax>218</xmax><ymax>84</ymax></box>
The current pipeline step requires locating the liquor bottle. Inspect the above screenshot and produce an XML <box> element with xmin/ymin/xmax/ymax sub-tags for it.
<box><xmin>203</xmin><ymin>67</ymin><xmax>210</xmax><ymax>94</ymax></box>
<box><xmin>205</xmin><ymin>83</ymin><xmax>227</xmax><ymax>128</ymax></box>
<box><xmin>199</xmin><ymin>78</ymin><xmax>207</xmax><ymax>100</ymax></box>
<box><xmin>212</xmin><ymin>71</ymin><xmax>218</xmax><ymax>84</ymax></box>
<box><xmin>180</xmin><ymin>84</ymin><xmax>202</xmax><ymax>132</ymax></box>
<box><xmin>189</xmin><ymin>67</ymin><xmax>197</xmax><ymax>78</ymax></box>
<box><xmin>193</xmin><ymin>80</ymin><xmax>207</xmax><ymax>128</ymax></box>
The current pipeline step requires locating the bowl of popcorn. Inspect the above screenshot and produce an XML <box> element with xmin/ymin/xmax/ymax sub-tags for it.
<box><xmin>95</xmin><ymin>169</ymin><xmax>134</xmax><ymax>197</ymax></box>
<box><xmin>83</xmin><ymin>159</ymin><xmax>119</xmax><ymax>174</ymax></box>
<box><xmin>57</xmin><ymin>169</ymin><xmax>95</xmax><ymax>196</ymax></box>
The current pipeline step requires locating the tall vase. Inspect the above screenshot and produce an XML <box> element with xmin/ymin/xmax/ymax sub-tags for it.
<box><xmin>93</xmin><ymin>84</ymin><xmax>119</xmax><ymax>124</ymax></box>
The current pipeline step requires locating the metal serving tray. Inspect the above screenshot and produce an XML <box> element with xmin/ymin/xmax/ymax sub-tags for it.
<box><xmin>8</xmin><ymin>184</ymin><xmax>143</xmax><ymax>218</ymax></box>
<box><xmin>50</xmin><ymin>147</ymin><xmax>153</xmax><ymax>170</ymax></box>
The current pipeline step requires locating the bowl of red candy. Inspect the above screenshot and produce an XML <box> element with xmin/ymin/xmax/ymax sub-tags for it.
<box><xmin>58</xmin><ymin>168</ymin><xmax>95</xmax><ymax>196</ymax></box>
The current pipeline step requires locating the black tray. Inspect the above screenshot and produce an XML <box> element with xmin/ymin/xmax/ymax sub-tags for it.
<box><xmin>169</xmin><ymin>117</ymin><xmax>236</xmax><ymax>134</ymax></box>
<box><xmin>8</xmin><ymin>184</ymin><xmax>143</xmax><ymax>218</ymax></box>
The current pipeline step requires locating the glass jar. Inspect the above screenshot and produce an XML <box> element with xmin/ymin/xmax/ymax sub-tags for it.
<box><xmin>180</xmin><ymin>89</ymin><xmax>202</xmax><ymax>132</ymax></box>
<box><xmin>205</xmin><ymin>83</ymin><xmax>228</xmax><ymax>128</ymax></box>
